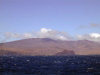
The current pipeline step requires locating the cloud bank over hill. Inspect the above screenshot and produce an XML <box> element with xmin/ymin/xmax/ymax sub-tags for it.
<box><xmin>36</xmin><ymin>28</ymin><xmax>72</xmax><ymax>41</ymax></box>
<box><xmin>0</xmin><ymin>28</ymin><xmax>100</xmax><ymax>43</ymax></box>
<box><xmin>77</xmin><ymin>33</ymin><xmax>100</xmax><ymax>42</ymax></box>
<box><xmin>1</xmin><ymin>28</ymin><xmax>72</xmax><ymax>42</ymax></box>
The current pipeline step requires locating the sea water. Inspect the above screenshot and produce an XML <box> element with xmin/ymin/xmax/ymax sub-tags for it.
<box><xmin>0</xmin><ymin>55</ymin><xmax>100</xmax><ymax>75</ymax></box>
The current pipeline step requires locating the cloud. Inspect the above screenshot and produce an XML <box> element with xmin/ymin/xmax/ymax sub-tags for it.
<box><xmin>78</xmin><ymin>23</ymin><xmax>100</xmax><ymax>29</ymax></box>
<box><xmin>23</xmin><ymin>33</ymin><xmax>33</xmax><ymax>38</ymax></box>
<box><xmin>4</xmin><ymin>32</ymin><xmax>21</xmax><ymax>38</ymax></box>
<box><xmin>1</xmin><ymin>28</ymin><xmax>73</xmax><ymax>42</ymax></box>
<box><xmin>36</xmin><ymin>28</ymin><xmax>72</xmax><ymax>41</ymax></box>
<box><xmin>90</xmin><ymin>24</ymin><xmax>100</xmax><ymax>27</ymax></box>
<box><xmin>90</xmin><ymin>33</ymin><xmax>100</xmax><ymax>38</ymax></box>
<box><xmin>4</xmin><ymin>32</ymin><xmax>34</xmax><ymax>39</ymax></box>
<box><xmin>77</xmin><ymin>33</ymin><xmax>100</xmax><ymax>42</ymax></box>
<box><xmin>1</xmin><ymin>28</ymin><xmax>100</xmax><ymax>43</ymax></box>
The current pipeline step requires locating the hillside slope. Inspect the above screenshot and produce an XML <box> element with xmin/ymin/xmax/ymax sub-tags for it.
<box><xmin>0</xmin><ymin>38</ymin><xmax>100</xmax><ymax>55</ymax></box>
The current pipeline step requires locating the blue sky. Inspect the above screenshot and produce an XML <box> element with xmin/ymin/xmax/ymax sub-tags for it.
<box><xmin>0</xmin><ymin>0</ymin><xmax>100</xmax><ymax>42</ymax></box>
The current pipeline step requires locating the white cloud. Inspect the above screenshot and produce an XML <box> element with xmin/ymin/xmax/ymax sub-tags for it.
<box><xmin>58</xmin><ymin>36</ymin><xmax>67</xmax><ymax>40</ymax></box>
<box><xmin>23</xmin><ymin>33</ymin><xmax>33</xmax><ymax>38</ymax></box>
<box><xmin>77</xmin><ymin>33</ymin><xmax>100</xmax><ymax>42</ymax></box>
<box><xmin>90</xmin><ymin>33</ymin><xmax>100</xmax><ymax>38</ymax></box>
<box><xmin>36</xmin><ymin>28</ymin><xmax>72</xmax><ymax>41</ymax></box>
<box><xmin>5</xmin><ymin>32</ymin><xmax>21</xmax><ymax>38</ymax></box>
<box><xmin>40</xmin><ymin>28</ymin><xmax>52</xmax><ymax>33</ymax></box>
<box><xmin>1</xmin><ymin>28</ymin><xmax>73</xmax><ymax>42</ymax></box>
<box><xmin>4</xmin><ymin>32</ymin><xmax>34</xmax><ymax>40</ymax></box>
<box><xmin>1</xmin><ymin>28</ymin><xmax>100</xmax><ymax>43</ymax></box>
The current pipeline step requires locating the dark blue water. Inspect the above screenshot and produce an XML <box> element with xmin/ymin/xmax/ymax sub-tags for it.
<box><xmin>0</xmin><ymin>55</ymin><xmax>100</xmax><ymax>75</ymax></box>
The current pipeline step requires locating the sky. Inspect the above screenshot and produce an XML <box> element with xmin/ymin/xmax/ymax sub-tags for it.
<box><xmin>0</xmin><ymin>0</ymin><xmax>100</xmax><ymax>42</ymax></box>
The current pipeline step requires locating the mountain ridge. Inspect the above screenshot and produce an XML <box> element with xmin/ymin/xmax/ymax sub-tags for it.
<box><xmin>0</xmin><ymin>38</ymin><xmax>100</xmax><ymax>55</ymax></box>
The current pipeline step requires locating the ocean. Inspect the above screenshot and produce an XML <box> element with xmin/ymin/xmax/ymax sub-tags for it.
<box><xmin>0</xmin><ymin>55</ymin><xmax>100</xmax><ymax>75</ymax></box>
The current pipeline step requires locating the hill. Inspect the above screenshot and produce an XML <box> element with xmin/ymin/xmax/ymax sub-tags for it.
<box><xmin>0</xmin><ymin>38</ymin><xmax>100</xmax><ymax>55</ymax></box>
